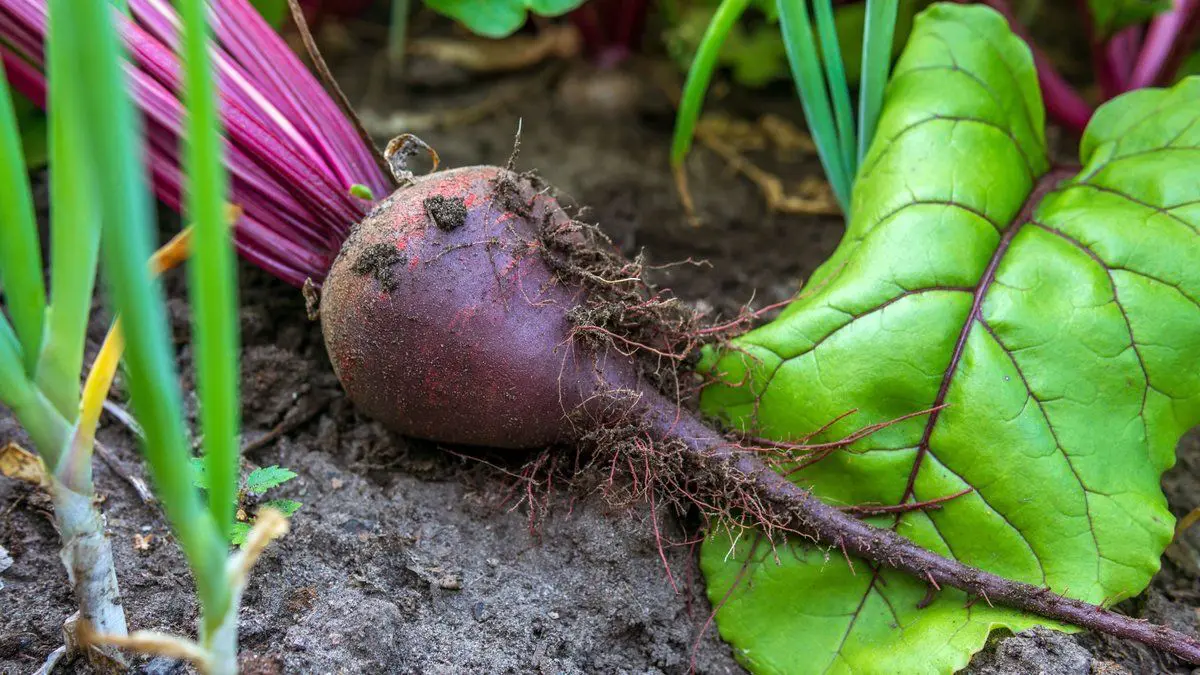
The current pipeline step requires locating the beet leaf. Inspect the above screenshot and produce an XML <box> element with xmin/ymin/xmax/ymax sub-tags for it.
<box><xmin>422</xmin><ymin>0</ymin><xmax>585</xmax><ymax>38</ymax></box>
<box><xmin>698</xmin><ymin>4</ymin><xmax>1200</xmax><ymax>672</ymax></box>
<box><xmin>1089</xmin><ymin>0</ymin><xmax>1171</xmax><ymax>37</ymax></box>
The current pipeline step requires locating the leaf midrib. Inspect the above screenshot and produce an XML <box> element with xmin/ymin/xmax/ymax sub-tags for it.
<box><xmin>896</xmin><ymin>165</ymin><xmax>1080</xmax><ymax>507</ymax></box>
<box><xmin>820</xmin><ymin>165</ymin><xmax>1082</xmax><ymax>674</ymax></box>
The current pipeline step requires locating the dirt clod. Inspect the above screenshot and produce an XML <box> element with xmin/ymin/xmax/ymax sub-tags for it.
<box><xmin>489</xmin><ymin>171</ymin><xmax>533</xmax><ymax>218</ymax></box>
<box><xmin>287</xmin><ymin>586</ymin><xmax>318</xmax><ymax>613</ymax></box>
<box><xmin>350</xmin><ymin>242</ymin><xmax>405</xmax><ymax>293</ymax></box>
<box><xmin>424</xmin><ymin>195</ymin><xmax>467</xmax><ymax>231</ymax></box>
<box><xmin>967</xmin><ymin>627</ymin><xmax>1101</xmax><ymax>674</ymax></box>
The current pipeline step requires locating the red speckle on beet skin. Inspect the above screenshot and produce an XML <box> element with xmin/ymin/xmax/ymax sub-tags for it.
<box><xmin>448</xmin><ymin>305</ymin><xmax>481</xmax><ymax>332</ymax></box>
<box><xmin>337</xmin><ymin>354</ymin><xmax>357</xmax><ymax>383</ymax></box>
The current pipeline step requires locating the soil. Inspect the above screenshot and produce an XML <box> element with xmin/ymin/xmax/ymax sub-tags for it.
<box><xmin>3</xmin><ymin>16</ymin><xmax>1200</xmax><ymax>675</ymax></box>
<box><xmin>423</xmin><ymin>196</ymin><xmax>467</xmax><ymax>232</ymax></box>
<box><xmin>350</xmin><ymin>242</ymin><xmax>406</xmax><ymax>293</ymax></box>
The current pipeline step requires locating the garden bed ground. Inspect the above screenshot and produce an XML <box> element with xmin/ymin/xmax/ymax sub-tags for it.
<box><xmin>3</xmin><ymin>27</ymin><xmax>1200</xmax><ymax>674</ymax></box>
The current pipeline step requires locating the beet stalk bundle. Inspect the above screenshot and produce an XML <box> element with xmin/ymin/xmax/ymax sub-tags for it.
<box><xmin>0</xmin><ymin>0</ymin><xmax>391</xmax><ymax>287</ymax></box>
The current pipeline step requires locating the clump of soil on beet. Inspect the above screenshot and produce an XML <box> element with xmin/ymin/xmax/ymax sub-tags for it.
<box><xmin>423</xmin><ymin>195</ymin><xmax>467</xmax><ymax>231</ymax></box>
<box><xmin>489</xmin><ymin>170</ymin><xmax>537</xmax><ymax>219</ymax></box>
<box><xmin>349</xmin><ymin>242</ymin><xmax>405</xmax><ymax>293</ymax></box>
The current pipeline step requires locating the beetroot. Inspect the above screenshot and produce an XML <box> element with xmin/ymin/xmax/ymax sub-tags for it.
<box><xmin>320</xmin><ymin>165</ymin><xmax>647</xmax><ymax>447</ymax></box>
<box><xmin>318</xmin><ymin>164</ymin><xmax>1200</xmax><ymax>664</ymax></box>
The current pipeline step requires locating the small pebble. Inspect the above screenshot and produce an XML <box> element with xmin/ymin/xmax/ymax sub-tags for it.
<box><xmin>438</xmin><ymin>574</ymin><xmax>462</xmax><ymax>590</ymax></box>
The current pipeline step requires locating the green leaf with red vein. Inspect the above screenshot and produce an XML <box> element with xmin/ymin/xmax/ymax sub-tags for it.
<box><xmin>1088</xmin><ymin>0</ymin><xmax>1170</xmax><ymax>37</ymax></box>
<box><xmin>422</xmin><ymin>0</ymin><xmax>585</xmax><ymax>38</ymax></box>
<box><xmin>697</xmin><ymin>3</ymin><xmax>1200</xmax><ymax>673</ymax></box>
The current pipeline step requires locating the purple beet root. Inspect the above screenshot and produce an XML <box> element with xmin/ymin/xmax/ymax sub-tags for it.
<box><xmin>320</xmin><ymin>165</ymin><xmax>644</xmax><ymax>447</ymax></box>
<box><xmin>318</xmin><ymin>165</ymin><xmax>1200</xmax><ymax>664</ymax></box>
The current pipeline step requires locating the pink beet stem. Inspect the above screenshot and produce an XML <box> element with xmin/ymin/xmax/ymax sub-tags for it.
<box><xmin>960</xmin><ymin>0</ymin><xmax>1095</xmax><ymax>133</ymax></box>
<box><xmin>0</xmin><ymin>0</ymin><xmax>388</xmax><ymax>286</ymax></box>
<box><xmin>1128</xmin><ymin>0</ymin><xmax>1200</xmax><ymax>90</ymax></box>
